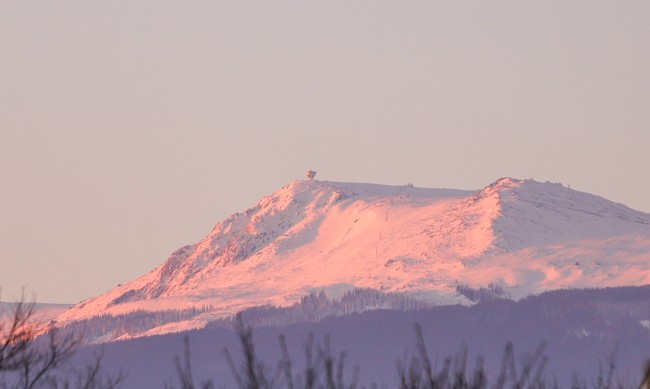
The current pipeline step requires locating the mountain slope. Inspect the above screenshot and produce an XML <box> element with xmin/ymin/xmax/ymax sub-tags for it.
<box><xmin>54</xmin><ymin>178</ymin><xmax>650</xmax><ymax>338</ymax></box>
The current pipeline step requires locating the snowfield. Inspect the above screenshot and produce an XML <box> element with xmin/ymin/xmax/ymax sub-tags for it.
<box><xmin>53</xmin><ymin>178</ymin><xmax>650</xmax><ymax>340</ymax></box>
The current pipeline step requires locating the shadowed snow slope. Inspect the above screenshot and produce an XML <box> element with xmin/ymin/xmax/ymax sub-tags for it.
<box><xmin>55</xmin><ymin>178</ymin><xmax>650</xmax><ymax>338</ymax></box>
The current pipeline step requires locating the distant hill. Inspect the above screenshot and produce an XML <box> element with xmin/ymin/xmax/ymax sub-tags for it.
<box><xmin>0</xmin><ymin>301</ymin><xmax>72</xmax><ymax>325</ymax></box>
<box><xmin>52</xmin><ymin>178</ymin><xmax>650</xmax><ymax>341</ymax></box>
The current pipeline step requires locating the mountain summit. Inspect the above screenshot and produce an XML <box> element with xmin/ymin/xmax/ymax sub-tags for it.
<box><xmin>56</xmin><ymin>178</ymin><xmax>650</xmax><ymax>337</ymax></box>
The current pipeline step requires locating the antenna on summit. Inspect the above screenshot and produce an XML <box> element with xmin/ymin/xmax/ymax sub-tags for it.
<box><xmin>306</xmin><ymin>169</ymin><xmax>316</xmax><ymax>180</ymax></box>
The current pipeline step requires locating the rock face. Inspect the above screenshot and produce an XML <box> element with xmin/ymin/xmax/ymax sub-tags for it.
<box><xmin>55</xmin><ymin>178</ymin><xmax>650</xmax><ymax>338</ymax></box>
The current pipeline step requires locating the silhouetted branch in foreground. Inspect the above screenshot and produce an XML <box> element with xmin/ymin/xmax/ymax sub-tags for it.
<box><xmin>171</xmin><ymin>316</ymin><xmax>649</xmax><ymax>389</ymax></box>
<box><xmin>222</xmin><ymin>314</ymin><xmax>358</xmax><ymax>389</ymax></box>
<box><xmin>397</xmin><ymin>324</ymin><xmax>550</xmax><ymax>389</ymax></box>
<box><xmin>47</xmin><ymin>351</ymin><xmax>126</xmax><ymax>389</ymax></box>
<box><xmin>0</xmin><ymin>290</ymin><xmax>123</xmax><ymax>389</ymax></box>
<box><xmin>639</xmin><ymin>361</ymin><xmax>650</xmax><ymax>389</ymax></box>
<box><xmin>165</xmin><ymin>336</ymin><xmax>213</xmax><ymax>389</ymax></box>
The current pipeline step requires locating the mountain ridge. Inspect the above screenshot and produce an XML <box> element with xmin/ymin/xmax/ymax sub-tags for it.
<box><xmin>53</xmin><ymin>178</ymin><xmax>650</xmax><ymax>340</ymax></box>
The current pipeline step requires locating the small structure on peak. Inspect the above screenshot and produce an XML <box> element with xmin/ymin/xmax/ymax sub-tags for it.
<box><xmin>306</xmin><ymin>169</ymin><xmax>316</xmax><ymax>180</ymax></box>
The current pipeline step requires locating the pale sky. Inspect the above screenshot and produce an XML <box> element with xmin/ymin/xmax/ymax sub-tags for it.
<box><xmin>1</xmin><ymin>1</ymin><xmax>649</xmax><ymax>303</ymax></box>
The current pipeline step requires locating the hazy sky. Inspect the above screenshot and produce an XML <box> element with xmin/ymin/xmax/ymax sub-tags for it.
<box><xmin>1</xmin><ymin>1</ymin><xmax>649</xmax><ymax>303</ymax></box>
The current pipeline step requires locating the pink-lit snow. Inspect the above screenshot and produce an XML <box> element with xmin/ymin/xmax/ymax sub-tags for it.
<box><xmin>53</xmin><ymin>178</ymin><xmax>650</xmax><ymax>339</ymax></box>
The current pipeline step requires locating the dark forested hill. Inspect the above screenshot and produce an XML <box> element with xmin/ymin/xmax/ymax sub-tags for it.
<box><xmin>71</xmin><ymin>285</ymin><xmax>650</xmax><ymax>389</ymax></box>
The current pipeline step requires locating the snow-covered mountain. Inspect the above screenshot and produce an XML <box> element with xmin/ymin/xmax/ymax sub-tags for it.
<box><xmin>54</xmin><ymin>178</ymin><xmax>650</xmax><ymax>339</ymax></box>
